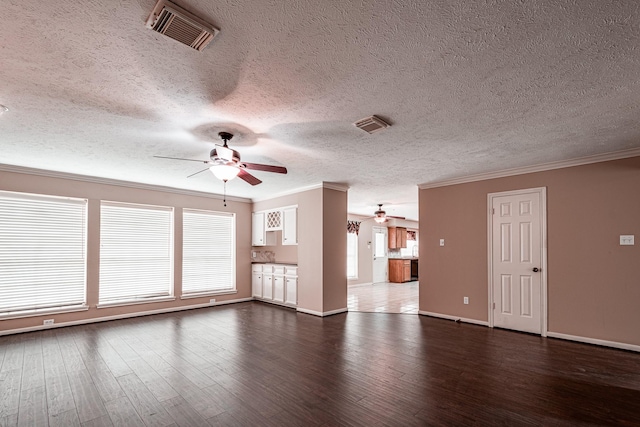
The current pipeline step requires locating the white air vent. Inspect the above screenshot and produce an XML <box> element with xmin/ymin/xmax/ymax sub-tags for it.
<box><xmin>146</xmin><ymin>0</ymin><xmax>219</xmax><ymax>51</ymax></box>
<box><xmin>354</xmin><ymin>115</ymin><xmax>390</xmax><ymax>134</ymax></box>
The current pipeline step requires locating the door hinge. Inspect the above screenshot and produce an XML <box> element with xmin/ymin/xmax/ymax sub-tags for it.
<box><xmin>491</xmin><ymin>208</ymin><xmax>495</xmax><ymax>214</ymax></box>
<box><xmin>493</xmin><ymin>302</ymin><xmax>495</xmax><ymax>309</ymax></box>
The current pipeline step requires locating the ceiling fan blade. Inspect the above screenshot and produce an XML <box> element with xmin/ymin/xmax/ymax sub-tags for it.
<box><xmin>186</xmin><ymin>167</ymin><xmax>210</xmax><ymax>178</ymax></box>
<box><xmin>154</xmin><ymin>155</ymin><xmax>207</xmax><ymax>163</ymax></box>
<box><xmin>237</xmin><ymin>169</ymin><xmax>262</xmax><ymax>186</ymax></box>
<box><xmin>216</xmin><ymin>145</ymin><xmax>234</xmax><ymax>162</ymax></box>
<box><xmin>242</xmin><ymin>162</ymin><xmax>288</xmax><ymax>174</ymax></box>
<box><xmin>388</xmin><ymin>215</ymin><xmax>406</xmax><ymax>220</ymax></box>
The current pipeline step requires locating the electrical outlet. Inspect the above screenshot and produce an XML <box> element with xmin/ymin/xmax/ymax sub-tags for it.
<box><xmin>209</xmin><ymin>299</ymin><xmax>216</xmax><ymax>304</ymax></box>
<box><xmin>620</xmin><ymin>235</ymin><xmax>635</xmax><ymax>246</ymax></box>
<box><xmin>463</xmin><ymin>297</ymin><xmax>469</xmax><ymax>305</ymax></box>
<box><xmin>440</xmin><ymin>239</ymin><xmax>445</xmax><ymax>246</ymax></box>
<box><xmin>43</xmin><ymin>319</ymin><xmax>54</xmax><ymax>326</ymax></box>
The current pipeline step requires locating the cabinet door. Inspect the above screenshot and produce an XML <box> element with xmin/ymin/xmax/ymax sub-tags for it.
<box><xmin>273</xmin><ymin>275</ymin><xmax>285</xmax><ymax>303</ymax></box>
<box><xmin>252</xmin><ymin>212</ymin><xmax>266</xmax><ymax>246</ymax></box>
<box><xmin>403</xmin><ymin>261</ymin><xmax>411</xmax><ymax>282</ymax></box>
<box><xmin>252</xmin><ymin>273</ymin><xmax>263</xmax><ymax>298</ymax></box>
<box><xmin>388</xmin><ymin>227</ymin><xmax>397</xmax><ymax>249</ymax></box>
<box><xmin>282</xmin><ymin>207</ymin><xmax>297</xmax><ymax>245</ymax></box>
<box><xmin>398</xmin><ymin>227</ymin><xmax>407</xmax><ymax>248</ymax></box>
<box><xmin>263</xmin><ymin>275</ymin><xmax>273</xmax><ymax>300</ymax></box>
<box><xmin>388</xmin><ymin>259</ymin><xmax>402</xmax><ymax>283</ymax></box>
<box><xmin>285</xmin><ymin>276</ymin><xmax>297</xmax><ymax>305</ymax></box>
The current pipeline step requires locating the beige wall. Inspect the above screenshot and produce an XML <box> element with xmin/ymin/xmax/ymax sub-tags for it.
<box><xmin>419</xmin><ymin>156</ymin><xmax>640</xmax><ymax>346</ymax></box>
<box><xmin>0</xmin><ymin>170</ymin><xmax>252</xmax><ymax>333</ymax></box>
<box><xmin>253</xmin><ymin>185</ymin><xmax>348</xmax><ymax>314</ymax></box>
<box><xmin>322</xmin><ymin>187</ymin><xmax>347</xmax><ymax>312</ymax></box>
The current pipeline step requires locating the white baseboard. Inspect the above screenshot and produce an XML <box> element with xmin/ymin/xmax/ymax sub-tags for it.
<box><xmin>419</xmin><ymin>310</ymin><xmax>490</xmax><ymax>327</ymax></box>
<box><xmin>547</xmin><ymin>331</ymin><xmax>640</xmax><ymax>353</ymax></box>
<box><xmin>296</xmin><ymin>307</ymin><xmax>348</xmax><ymax>317</ymax></box>
<box><xmin>0</xmin><ymin>297</ymin><xmax>253</xmax><ymax>336</ymax></box>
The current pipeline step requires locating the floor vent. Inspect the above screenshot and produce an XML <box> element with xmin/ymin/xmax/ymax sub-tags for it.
<box><xmin>146</xmin><ymin>0</ymin><xmax>219</xmax><ymax>51</ymax></box>
<box><xmin>354</xmin><ymin>115</ymin><xmax>390</xmax><ymax>134</ymax></box>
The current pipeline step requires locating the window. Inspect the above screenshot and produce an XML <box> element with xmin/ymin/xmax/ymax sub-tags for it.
<box><xmin>99</xmin><ymin>201</ymin><xmax>173</xmax><ymax>305</ymax></box>
<box><xmin>0</xmin><ymin>191</ymin><xmax>87</xmax><ymax>316</ymax></box>
<box><xmin>347</xmin><ymin>232</ymin><xmax>358</xmax><ymax>279</ymax></box>
<box><xmin>182</xmin><ymin>209</ymin><xmax>235</xmax><ymax>295</ymax></box>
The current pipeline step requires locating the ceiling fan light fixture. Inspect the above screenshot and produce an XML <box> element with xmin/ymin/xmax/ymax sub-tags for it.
<box><xmin>210</xmin><ymin>164</ymin><xmax>239</xmax><ymax>182</ymax></box>
<box><xmin>374</xmin><ymin>204</ymin><xmax>387</xmax><ymax>223</ymax></box>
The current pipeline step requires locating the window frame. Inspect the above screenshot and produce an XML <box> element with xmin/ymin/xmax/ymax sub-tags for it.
<box><xmin>181</xmin><ymin>208</ymin><xmax>236</xmax><ymax>298</ymax></box>
<box><xmin>98</xmin><ymin>201</ymin><xmax>174</xmax><ymax>307</ymax></box>
<box><xmin>0</xmin><ymin>190</ymin><xmax>88</xmax><ymax>319</ymax></box>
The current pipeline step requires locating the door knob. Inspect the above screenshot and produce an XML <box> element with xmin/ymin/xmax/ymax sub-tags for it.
<box><xmin>532</xmin><ymin>267</ymin><xmax>540</xmax><ymax>272</ymax></box>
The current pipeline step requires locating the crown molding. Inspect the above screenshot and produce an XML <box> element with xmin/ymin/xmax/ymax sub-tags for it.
<box><xmin>418</xmin><ymin>147</ymin><xmax>640</xmax><ymax>190</ymax></box>
<box><xmin>0</xmin><ymin>164</ymin><xmax>251</xmax><ymax>203</ymax></box>
<box><xmin>252</xmin><ymin>181</ymin><xmax>349</xmax><ymax>203</ymax></box>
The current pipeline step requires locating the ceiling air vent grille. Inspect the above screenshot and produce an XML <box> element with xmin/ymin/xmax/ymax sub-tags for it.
<box><xmin>354</xmin><ymin>115</ymin><xmax>390</xmax><ymax>134</ymax></box>
<box><xmin>146</xmin><ymin>0</ymin><xmax>219</xmax><ymax>51</ymax></box>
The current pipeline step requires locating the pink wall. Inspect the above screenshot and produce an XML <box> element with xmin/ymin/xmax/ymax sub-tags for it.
<box><xmin>0</xmin><ymin>170</ymin><xmax>252</xmax><ymax>333</ymax></box>
<box><xmin>419</xmin><ymin>156</ymin><xmax>640</xmax><ymax>346</ymax></box>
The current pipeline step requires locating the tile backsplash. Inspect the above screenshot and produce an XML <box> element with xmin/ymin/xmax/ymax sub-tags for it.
<box><xmin>252</xmin><ymin>250</ymin><xmax>275</xmax><ymax>262</ymax></box>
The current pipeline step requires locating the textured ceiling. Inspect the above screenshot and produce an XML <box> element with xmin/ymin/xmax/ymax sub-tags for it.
<box><xmin>2</xmin><ymin>0</ymin><xmax>640</xmax><ymax>220</ymax></box>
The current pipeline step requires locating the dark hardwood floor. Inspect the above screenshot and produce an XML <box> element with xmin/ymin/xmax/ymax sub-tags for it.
<box><xmin>1</xmin><ymin>302</ymin><xmax>639</xmax><ymax>426</ymax></box>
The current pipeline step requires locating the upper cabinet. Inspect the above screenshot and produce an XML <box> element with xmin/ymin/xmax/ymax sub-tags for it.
<box><xmin>282</xmin><ymin>207</ymin><xmax>297</xmax><ymax>245</ymax></box>
<box><xmin>252</xmin><ymin>212</ymin><xmax>266</xmax><ymax>246</ymax></box>
<box><xmin>388</xmin><ymin>226</ymin><xmax>407</xmax><ymax>249</ymax></box>
<box><xmin>252</xmin><ymin>206</ymin><xmax>298</xmax><ymax>246</ymax></box>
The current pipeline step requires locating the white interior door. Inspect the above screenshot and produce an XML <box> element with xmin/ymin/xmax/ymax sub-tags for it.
<box><xmin>372</xmin><ymin>226</ymin><xmax>388</xmax><ymax>283</ymax></box>
<box><xmin>490</xmin><ymin>188</ymin><xmax>546</xmax><ymax>335</ymax></box>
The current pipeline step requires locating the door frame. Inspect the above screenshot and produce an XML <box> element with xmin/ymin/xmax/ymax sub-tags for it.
<box><xmin>487</xmin><ymin>187</ymin><xmax>548</xmax><ymax>336</ymax></box>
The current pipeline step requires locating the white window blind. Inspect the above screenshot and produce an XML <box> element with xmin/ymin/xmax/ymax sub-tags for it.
<box><xmin>347</xmin><ymin>232</ymin><xmax>358</xmax><ymax>279</ymax></box>
<box><xmin>182</xmin><ymin>209</ymin><xmax>235</xmax><ymax>294</ymax></box>
<box><xmin>99</xmin><ymin>202</ymin><xmax>173</xmax><ymax>304</ymax></box>
<box><xmin>0</xmin><ymin>191</ymin><xmax>87</xmax><ymax>314</ymax></box>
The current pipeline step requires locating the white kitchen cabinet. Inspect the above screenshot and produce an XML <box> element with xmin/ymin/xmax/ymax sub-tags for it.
<box><xmin>273</xmin><ymin>275</ymin><xmax>285</xmax><ymax>303</ymax></box>
<box><xmin>252</xmin><ymin>212</ymin><xmax>266</xmax><ymax>246</ymax></box>
<box><xmin>262</xmin><ymin>273</ymin><xmax>273</xmax><ymax>300</ymax></box>
<box><xmin>285</xmin><ymin>275</ymin><xmax>297</xmax><ymax>306</ymax></box>
<box><xmin>251</xmin><ymin>265</ymin><xmax>263</xmax><ymax>298</ymax></box>
<box><xmin>252</xmin><ymin>263</ymin><xmax>297</xmax><ymax>307</ymax></box>
<box><xmin>282</xmin><ymin>207</ymin><xmax>297</xmax><ymax>245</ymax></box>
<box><xmin>252</xmin><ymin>212</ymin><xmax>275</xmax><ymax>246</ymax></box>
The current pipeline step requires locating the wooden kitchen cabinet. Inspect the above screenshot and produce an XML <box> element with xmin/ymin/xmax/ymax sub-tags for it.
<box><xmin>389</xmin><ymin>259</ymin><xmax>411</xmax><ymax>283</ymax></box>
<box><xmin>388</xmin><ymin>226</ymin><xmax>407</xmax><ymax>249</ymax></box>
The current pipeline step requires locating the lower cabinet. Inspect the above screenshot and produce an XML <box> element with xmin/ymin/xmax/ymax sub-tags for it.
<box><xmin>389</xmin><ymin>259</ymin><xmax>412</xmax><ymax>283</ymax></box>
<box><xmin>252</xmin><ymin>264</ymin><xmax>297</xmax><ymax>307</ymax></box>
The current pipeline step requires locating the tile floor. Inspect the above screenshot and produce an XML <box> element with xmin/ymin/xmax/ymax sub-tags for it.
<box><xmin>347</xmin><ymin>281</ymin><xmax>419</xmax><ymax>314</ymax></box>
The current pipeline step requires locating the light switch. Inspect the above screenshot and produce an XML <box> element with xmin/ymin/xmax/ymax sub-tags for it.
<box><xmin>439</xmin><ymin>239</ymin><xmax>445</xmax><ymax>246</ymax></box>
<box><xmin>620</xmin><ymin>235</ymin><xmax>635</xmax><ymax>246</ymax></box>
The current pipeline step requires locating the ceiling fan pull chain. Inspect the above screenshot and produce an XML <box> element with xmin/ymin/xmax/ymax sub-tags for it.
<box><xmin>223</xmin><ymin>180</ymin><xmax>227</xmax><ymax>207</ymax></box>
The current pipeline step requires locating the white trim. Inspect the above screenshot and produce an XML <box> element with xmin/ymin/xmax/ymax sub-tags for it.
<box><xmin>252</xmin><ymin>181</ymin><xmax>349</xmax><ymax>202</ymax></box>
<box><xmin>0</xmin><ymin>164</ymin><xmax>251</xmax><ymax>203</ymax></box>
<box><xmin>180</xmin><ymin>290</ymin><xmax>237</xmax><ymax>300</ymax></box>
<box><xmin>418</xmin><ymin>311</ymin><xmax>490</xmax><ymax>326</ymax></box>
<box><xmin>0</xmin><ymin>305</ymin><xmax>89</xmax><ymax>321</ymax></box>
<box><xmin>0</xmin><ymin>297</ymin><xmax>253</xmax><ymax>337</ymax></box>
<box><xmin>547</xmin><ymin>332</ymin><xmax>640</xmax><ymax>353</ymax></box>
<box><xmin>96</xmin><ymin>296</ymin><xmax>177</xmax><ymax>309</ymax></box>
<box><xmin>419</xmin><ymin>147</ymin><xmax>640</xmax><ymax>189</ymax></box>
<box><xmin>487</xmin><ymin>187</ymin><xmax>548</xmax><ymax>337</ymax></box>
<box><xmin>296</xmin><ymin>307</ymin><xmax>348</xmax><ymax>317</ymax></box>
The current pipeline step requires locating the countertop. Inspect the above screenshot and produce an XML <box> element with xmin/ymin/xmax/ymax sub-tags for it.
<box><xmin>252</xmin><ymin>261</ymin><xmax>298</xmax><ymax>265</ymax></box>
<box><xmin>389</xmin><ymin>257</ymin><xmax>419</xmax><ymax>261</ymax></box>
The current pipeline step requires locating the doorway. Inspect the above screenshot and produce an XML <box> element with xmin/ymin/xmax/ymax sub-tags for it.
<box><xmin>488</xmin><ymin>187</ymin><xmax>547</xmax><ymax>335</ymax></box>
<box><xmin>372</xmin><ymin>226</ymin><xmax>388</xmax><ymax>283</ymax></box>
